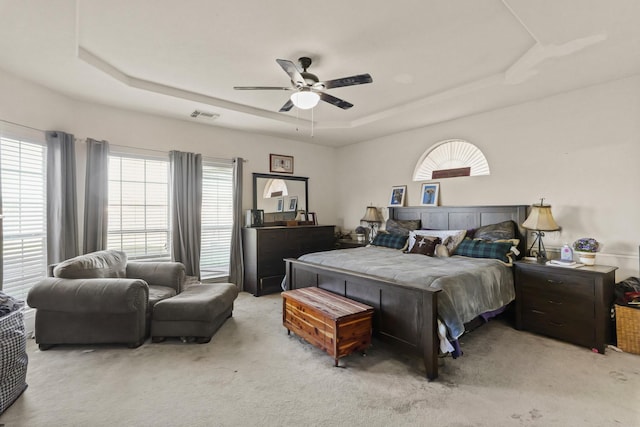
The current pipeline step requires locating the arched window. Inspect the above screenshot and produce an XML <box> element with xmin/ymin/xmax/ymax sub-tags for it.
<box><xmin>413</xmin><ymin>139</ymin><xmax>490</xmax><ymax>181</ymax></box>
<box><xmin>263</xmin><ymin>178</ymin><xmax>289</xmax><ymax>198</ymax></box>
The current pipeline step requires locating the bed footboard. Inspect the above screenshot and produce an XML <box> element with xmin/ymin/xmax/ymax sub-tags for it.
<box><xmin>285</xmin><ymin>258</ymin><xmax>441</xmax><ymax>380</ymax></box>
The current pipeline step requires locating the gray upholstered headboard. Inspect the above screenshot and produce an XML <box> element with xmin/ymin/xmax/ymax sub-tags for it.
<box><xmin>388</xmin><ymin>205</ymin><xmax>529</xmax><ymax>258</ymax></box>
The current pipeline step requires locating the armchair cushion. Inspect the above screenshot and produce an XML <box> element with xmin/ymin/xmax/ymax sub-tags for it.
<box><xmin>53</xmin><ymin>250</ymin><xmax>127</xmax><ymax>279</ymax></box>
<box><xmin>148</xmin><ymin>286</ymin><xmax>177</xmax><ymax>310</ymax></box>
<box><xmin>27</xmin><ymin>278</ymin><xmax>148</xmax><ymax>314</ymax></box>
<box><xmin>126</xmin><ymin>262</ymin><xmax>185</xmax><ymax>294</ymax></box>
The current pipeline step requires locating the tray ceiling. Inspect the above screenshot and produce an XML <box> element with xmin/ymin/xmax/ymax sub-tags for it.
<box><xmin>1</xmin><ymin>0</ymin><xmax>639</xmax><ymax>146</ymax></box>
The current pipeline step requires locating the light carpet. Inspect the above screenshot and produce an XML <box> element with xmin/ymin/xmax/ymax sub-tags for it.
<box><xmin>1</xmin><ymin>292</ymin><xmax>639</xmax><ymax>427</ymax></box>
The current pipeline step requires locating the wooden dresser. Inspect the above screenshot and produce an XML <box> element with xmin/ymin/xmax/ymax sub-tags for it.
<box><xmin>514</xmin><ymin>260</ymin><xmax>617</xmax><ymax>354</ymax></box>
<box><xmin>242</xmin><ymin>225</ymin><xmax>335</xmax><ymax>296</ymax></box>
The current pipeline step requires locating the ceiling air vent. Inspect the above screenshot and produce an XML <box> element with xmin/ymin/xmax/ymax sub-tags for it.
<box><xmin>190</xmin><ymin>110</ymin><xmax>220</xmax><ymax>120</ymax></box>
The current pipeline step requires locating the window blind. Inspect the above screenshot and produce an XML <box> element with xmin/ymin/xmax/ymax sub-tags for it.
<box><xmin>1</xmin><ymin>136</ymin><xmax>47</xmax><ymax>301</ymax></box>
<box><xmin>107</xmin><ymin>155</ymin><xmax>170</xmax><ymax>260</ymax></box>
<box><xmin>200</xmin><ymin>162</ymin><xmax>233</xmax><ymax>279</ymax></box>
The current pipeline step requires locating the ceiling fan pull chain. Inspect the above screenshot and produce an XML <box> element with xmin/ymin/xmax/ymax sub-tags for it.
<box><xmin>311</xmin><ymin>106</ymin><xmax>314</xmax><ymax>137</ymax></box>
<box><xmin>296</xmin><ymin>105</ymin><xmax>299</xmax><ymax>132</ymax></box>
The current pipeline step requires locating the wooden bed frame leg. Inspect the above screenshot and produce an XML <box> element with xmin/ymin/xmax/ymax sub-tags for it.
<box><xmin>423</xmin><ymin>290</ymin><xmax>439</xmax><ymax>381</ymax></box>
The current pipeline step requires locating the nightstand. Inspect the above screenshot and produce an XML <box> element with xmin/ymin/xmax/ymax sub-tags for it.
<box><xmin>336</xmin><ymin>239</ymin><xmax>367</xmax><ymax>249</ymax></box>
<box><xmin>514</xmin><ymin>260</ymin><xmax>617</xmax><ymax>354</ymax></box>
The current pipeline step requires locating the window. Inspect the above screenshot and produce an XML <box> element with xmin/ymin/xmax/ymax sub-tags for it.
<box><xmin>262</xmin><ymin>178</ymin><xmax>288</xmax><ymax>198</ymax></box>
<box><xmin>413</xmin><ymin>139</ymin><xmax>490</xmax><ymax>181</ymax></box>
<box><xmin>1</xmin><ymin>134</ymin><xmax>47</xmax><ymax>301</ymax></box>
<box><xmin>200</xmin><ymin>162</ymin><xmax>233</xmax><ymax>279</ymax></box>
<box><xmin>107</xmin><ymin>154</ymin><xmax>170</xmax><ymax>260</ymax></box>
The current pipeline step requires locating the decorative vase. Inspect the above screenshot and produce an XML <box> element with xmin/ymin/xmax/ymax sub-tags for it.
<box><xmin>577</xmin><ymin>251</ymin><xmax>596</xmax><ymax>266</ymax></box>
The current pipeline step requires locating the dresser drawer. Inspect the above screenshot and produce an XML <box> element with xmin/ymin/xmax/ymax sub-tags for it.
<box><xmin>260</xmin><ymin>275</ymin><xmax>285</xmax><ymax>294</ymax></box>
<box><xmin>257</xmin><ymin>230</ymin><xmax>296</xmax><ymax>256</ymax></box>
<box><xmin>257</xmin><ymin>255</ymin><xmax>285</xmax><ymax>277</ymax></box>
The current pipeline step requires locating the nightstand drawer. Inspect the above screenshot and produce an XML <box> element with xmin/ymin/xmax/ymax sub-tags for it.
<box><xmin>522</xmin><ymin>309</ymin><xmax>595</xmax><ymax>348</ymax></box>
<box><xmin>520</xmin><ymin>287</ymin><xmax>594</xmax><ymax>321</ymax></box>
<box><xmin>518</xmin><ymin>269</ymin><xmax>594</xmax><ymax>299</ymax></box>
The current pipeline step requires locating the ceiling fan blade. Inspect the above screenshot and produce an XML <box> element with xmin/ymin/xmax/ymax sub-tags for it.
<box><xmin>279</xmin><ymin>99</ymin><xmax>294</xmax><ymax>112</ymax></box>
<box><xmin>276</xmin><ymin>59</ymin><xmax>305</xmax><ymax>87</ymax></box>
<box><xmin>233</xmin><ymin>86</ymin><xmax>292</xmax><ymax>90</ymax></box>
<box><xmin>319</xmin><ymin>92</ymin><xmax>353</xmax><ymax>110</ymax></box>
<box><xmin>321</xmin><ymin>73</ymin><xmax>373</xmax><ymax>89</ymax></box>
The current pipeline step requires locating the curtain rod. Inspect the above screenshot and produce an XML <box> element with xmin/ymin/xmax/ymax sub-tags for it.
<box><xmin>109</xmin><ymin>143</ymin><xmax>169</xmax><ymax>155</ymax></box>
<box><xmin>1</xmin><ymin>120</ymin><xmax>246</xmax><ymax>163</ymax></box>
<box><xmin>109</xmin><ymin>143</ymin><xmax>245</xmax><ymax>163</ymax></box>
<box><xmin>0</xmin><ymin>119</ymin><xmax>46</xmax><ymax>133</ymax></box>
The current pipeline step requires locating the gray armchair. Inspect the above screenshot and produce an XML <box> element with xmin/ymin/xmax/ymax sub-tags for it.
<box><xmin>27</xmin><ymin>250</ymin><xmax>185</xmax><ymax>350</ymax></box>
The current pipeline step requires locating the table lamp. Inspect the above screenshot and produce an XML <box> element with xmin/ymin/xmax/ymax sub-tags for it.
<box><xmin>361</xmin><ymin>206</ymin><xmax>384</xmax><ymax>243</ymax></box>
<box><xmin>522</xmin><ymin>198</ymin><xmax>560</xmax><ymax>263</ymax></box>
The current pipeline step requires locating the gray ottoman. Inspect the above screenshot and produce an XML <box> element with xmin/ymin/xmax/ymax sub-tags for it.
<box><xmin>151</xmin><ymin>284</ymin><xmax>238</xmax><ymax>343</ymax></box>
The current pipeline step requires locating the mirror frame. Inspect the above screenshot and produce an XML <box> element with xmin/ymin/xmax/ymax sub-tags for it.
<box><xmin>252</xmin><ymin>173</ymin><xmax>309</xmax><ymax>213</ymax></box>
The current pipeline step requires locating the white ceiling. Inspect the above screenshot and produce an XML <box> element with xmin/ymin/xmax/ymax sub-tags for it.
<box><xmin>1</xmin><ymin>0</ymin><xmax>639</xmax><ymax>147</ymax></box>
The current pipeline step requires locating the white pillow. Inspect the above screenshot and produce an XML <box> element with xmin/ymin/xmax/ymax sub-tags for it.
<box><xmin>408</xmin><ymin>230</ymin><xmax>467</xmax><ymax>255</ymax></box>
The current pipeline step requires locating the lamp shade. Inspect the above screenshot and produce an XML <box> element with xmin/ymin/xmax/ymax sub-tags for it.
<box><xmin>290</xmin><ymin>91</ymin><xmax>320</xmax><ymax>110</ymax></box>
<box><xmin>361</xmin><ymin>206</ymin><xmax>383</xmax><ymax>223</ymax></box>
<box><xmin>522</xmin><ymin>203</ymin><xmax>560</xmax><ymax>231</ymax></box>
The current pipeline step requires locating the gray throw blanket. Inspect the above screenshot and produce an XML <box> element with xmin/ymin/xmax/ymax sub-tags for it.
<box><xmin>0</xmin><ymin>292</ymin><xmax>25</xmax><ymax>318</ymax></box>
<box><xmin>298</xmin><ymin>247</ymin><xmax>515</xmax><ymax>339</ymax></box>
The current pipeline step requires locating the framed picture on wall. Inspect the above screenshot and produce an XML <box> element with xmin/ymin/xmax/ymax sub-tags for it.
<box><xmin>270</xmin><ymin>154</ymin><xmax>294</xmax><ymax>174</ymax></box>
<box><xmin>388</xmin><ymin>185</ymin><xmax>407</xmax><ymax>207</ymax></box>
<box><xmin>420</xmin><ymin>183</ymin><xmax>439</xmax><ymax>206</ymax></box>
<box><xmin>276</xmin><ymin>197</ymin><xmax>284</xmax><ymax>212</ymax></box>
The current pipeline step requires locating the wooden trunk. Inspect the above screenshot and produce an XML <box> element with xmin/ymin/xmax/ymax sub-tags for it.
<box><xmin>282</xmin><ymin>287</ymin><xmax>374</xmax><ymax>366</ymax></box>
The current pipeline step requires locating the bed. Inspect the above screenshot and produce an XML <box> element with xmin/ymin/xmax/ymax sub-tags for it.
<box><xmin>284</xmin><ymin>205</ymin><xmax>528</xmax><ymax>380</ymax></box>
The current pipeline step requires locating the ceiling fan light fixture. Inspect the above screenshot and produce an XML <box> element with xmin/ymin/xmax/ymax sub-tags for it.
<box><xmin>290</xmin><ymin>91</ymin><xmax>320</xmax><ymax>110</ymax></box>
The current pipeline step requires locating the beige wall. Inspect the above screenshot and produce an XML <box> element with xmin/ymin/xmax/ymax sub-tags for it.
<box><xmin>2</xmin><ymin>67</ymin><xmax>638</xmax><ymax>279</ymax></box>
<box><xmin>336</xmin><ymin>75</ymin><xmax>640</xmax><ymax>280</ymax></box>
<box><xmin>0</xmin><ymin>68</ymin><xmax>338</xmax><ymax>242</ymax></box>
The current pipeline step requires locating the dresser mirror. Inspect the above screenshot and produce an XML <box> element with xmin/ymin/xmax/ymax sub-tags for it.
<box><xmin>253</xmin><ymin>173</ymin><xmax>309</xmax><ymax>215</ymax></box>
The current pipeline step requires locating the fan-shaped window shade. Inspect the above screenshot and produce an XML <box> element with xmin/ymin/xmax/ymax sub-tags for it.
<box><xmin>413</xmin><ymin>139</ymin><xmax>490</xmax><ymax>181</ymax></box>
<box><xmin>263</xmin><ymin>179</ymin><xmax>289</xmax><ymax>198</ymax></box>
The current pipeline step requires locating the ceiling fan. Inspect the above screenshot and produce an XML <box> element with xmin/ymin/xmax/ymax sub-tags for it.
<box><xmin>234</xmin><ymin>57</ymin><xmax>372</xmax><ymax>112</ymax></box>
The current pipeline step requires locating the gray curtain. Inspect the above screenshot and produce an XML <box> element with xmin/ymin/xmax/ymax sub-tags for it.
<box><xmin>170</xmin><ymin>150</ymin><xmax>202</xmax><ymax>278</ymax></box>
<box><xmin>46</xmin><ymin>131</ymin><xmax>79</xmax><ymax>264</ymax></box>
<box><xmin>229</xmin><ymin>157</ymin><xmax>244</xmax><ymax>290</ymax></box>
<box><xmin>83</xmin><ymin>138</ymin><xmax>110</xmax><ymax>254</ymax></box>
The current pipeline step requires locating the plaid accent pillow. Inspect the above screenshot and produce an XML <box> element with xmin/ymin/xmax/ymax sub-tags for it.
<box><xmin>371</xmin><ymin>233</ymin><xmax>408</xmax><ymax>250</ymax></box>
<box><xmin>453</xmin><ymin>238</ymin><xmax>514</xmax><ymax>263</ymax></box>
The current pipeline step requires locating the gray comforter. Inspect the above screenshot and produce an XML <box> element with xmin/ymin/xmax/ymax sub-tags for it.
<box><xmin>297</xmin><ymin>247</ymin><xmax>515</xmax><ymax>340</ymax></box>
